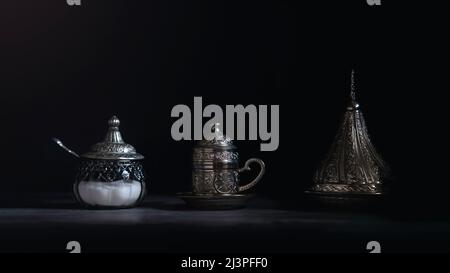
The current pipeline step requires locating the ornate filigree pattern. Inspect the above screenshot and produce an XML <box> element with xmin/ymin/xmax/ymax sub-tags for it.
<box><xmin>215</xmin><ymin>152</ymin><xmax>239</xmax><ymax>161</ymax></box>
<box><xmin>75</xmin><ymin>160</ymin><xmax>146</xmax><ymax>183</ymax></box>
<box><xmin>193</xmin><ymin>151</ymin><xmax>239</xmax><ymax>161</ymax></box>
<box><xmin>192</xmin><ymin>170</ymin><xmax>239</xmax><ymax>194</ymax></box>
<box><xmin>192</xmin><ymin>171</ymin><xmax>215</xmax><ymax>193</ymax></box>
<box><xmin>310</xmin><ymin>71</ymin><xmax>388</xmax><ymax>196</ymax></box>
<box><xmin>310</xmin><ymin>184</ymin><xmax>382</xmax><ymax>194</ymax></box>
<box><xmin>89</xmin><ymin>142</ymin><xmax>136</xmax><ymax>154</ymax></box>
<box><xmin>312</xmin><ymin>108</ymin><xmax>386</xmax><ymax>191</ymax></box>
<box><xmin>214</xmin><ymin>171</ymin><xmax>239</xmax><ymax>193</ymax></box>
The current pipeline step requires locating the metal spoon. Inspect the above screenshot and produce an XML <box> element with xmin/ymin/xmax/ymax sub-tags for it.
<box><xmin>52</xmin><ymin>138</ymin><xmax>80</xmax><ymax>158</ymax></box>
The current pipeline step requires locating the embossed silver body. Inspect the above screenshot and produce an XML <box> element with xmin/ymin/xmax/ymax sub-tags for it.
<box><xmin>308</xmin><ymin>71</ymin><xmax>388</xmax><ymax>196</ymax></box>
<box><xmin>192</xmin><ymin>125</ymin><xmax>265</xmax><ymax>194</ymax></box>
<box><xmin>54</xmin><ymin>116</ymin><xmax>146</xmax><ymax>209</ymax></box>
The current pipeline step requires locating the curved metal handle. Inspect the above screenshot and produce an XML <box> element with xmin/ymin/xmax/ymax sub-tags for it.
<box><xmin>52</xmin><ymin>138</ymin><xmax>80</xmax><ymax>158</ymax></box>
<box><xmin>238</xmin><ymin>158</ymin><xmax>265</xmax><ymax>192</ymax></box>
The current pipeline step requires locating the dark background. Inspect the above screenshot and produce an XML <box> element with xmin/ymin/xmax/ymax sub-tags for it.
<box><xmin>0</xmin><ymin>0</ymin><xmax>448</xmax><ymax>217</ymax></box>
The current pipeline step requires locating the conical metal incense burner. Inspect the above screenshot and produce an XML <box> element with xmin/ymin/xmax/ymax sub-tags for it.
<box><xmin>308</xmin><ymin>71</ymin><xmax>388</xmax><ymax>197</ymax></box>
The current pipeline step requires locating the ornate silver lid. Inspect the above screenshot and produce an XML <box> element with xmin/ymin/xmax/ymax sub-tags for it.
<box><xmin>81</xmin><ymin>116</ymin><xmax>144</xmax><ymax>161</ymax></box>
<box><xmin>309</xmin><ymin>70</ymin><xmax>388</xmax><ymax>195</ymax></box>
<box><xmin>195</xmin><ymin>123</ymin><xmax>236</xmax><ymax>149</ymax></box>
<box><xmin>193</xmin><ymin>123</ymin><xmax>239</xmax><ymax>170</ymax></box>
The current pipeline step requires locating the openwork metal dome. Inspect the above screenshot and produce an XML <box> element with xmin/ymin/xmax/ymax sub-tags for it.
<box><xmin>309</xmin><ymin>70</ymin><xmax>388</xmax><ymax>196</ymax></box>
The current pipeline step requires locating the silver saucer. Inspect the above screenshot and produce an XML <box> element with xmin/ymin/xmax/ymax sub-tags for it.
<box><xmin>177</xmin><ymin>192</ymin><xmax>251</xmax><ymax>210</ymax></box>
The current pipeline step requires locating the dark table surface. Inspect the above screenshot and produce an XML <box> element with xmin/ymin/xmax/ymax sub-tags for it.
<box><xmin>1</xmin><ymin>193</ymin><xmax>450</xmax><ymax>253</ymax></box>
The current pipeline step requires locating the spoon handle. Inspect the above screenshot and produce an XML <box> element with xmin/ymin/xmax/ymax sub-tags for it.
<box><xmin>52</xmin><ymin>138</ymin><xmax>80</xmax><ymax>158</ymax></box>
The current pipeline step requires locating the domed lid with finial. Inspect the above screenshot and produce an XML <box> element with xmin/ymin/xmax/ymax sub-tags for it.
<box><xmin>81</xmin><ymin>116</ymin><xmax>144</xmax><ymax>160</ymax></box>
<box><xmin>195</xmin><ymin>123</ymin><xmax>236</xmax><ymax>149</ymax></box>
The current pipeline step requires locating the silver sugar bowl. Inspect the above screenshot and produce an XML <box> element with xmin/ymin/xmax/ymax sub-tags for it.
<box><xmin>53</xmin><ymin>116</ymin><xmax>146</xmax><ymax>209</ymax></box>
<box><xmin>192</xmin><ymin>124</ymin><xmax>265</xmax><ymax>194</ymax></box>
